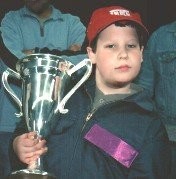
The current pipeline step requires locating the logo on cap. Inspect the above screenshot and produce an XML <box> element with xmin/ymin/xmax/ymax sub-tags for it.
<box><xmin>109</xmin><ymin>9</ymin><xmax>130</xmax><ymax>16</ymax></box>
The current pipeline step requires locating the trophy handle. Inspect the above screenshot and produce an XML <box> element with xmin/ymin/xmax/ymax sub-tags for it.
<box><xmin>54</xmin><ymin>58</ymin><xmax>92</xmax><ymax>114</ymax></box>
<box><xmin>2</xmin><ymin>68</ymin><xmax>23</xmax><ymax>117</ymax></box>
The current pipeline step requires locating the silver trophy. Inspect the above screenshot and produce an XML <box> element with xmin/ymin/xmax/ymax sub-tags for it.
<box><xmin>2</xmin><ymin>54</ymin><xmax>92</xmax><ymax>179</ymax></box>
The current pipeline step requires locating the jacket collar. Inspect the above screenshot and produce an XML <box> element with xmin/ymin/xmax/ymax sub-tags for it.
<box><xmin>124</xmin><ymin>88</ymin><xmax>155</xmax><ymax>112</ymax></box>
<box><xmin>84</xmin><ymin>76</ymin><xmax>154</xmax><ymax>112</ymax></box>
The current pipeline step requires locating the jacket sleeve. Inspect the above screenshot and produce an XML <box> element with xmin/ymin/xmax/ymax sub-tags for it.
<box><xmin>66</xmin><ymin>14</ymin><xmax>86</xmax><ymax>46</ymax></box>
<box><xmin>135</xmin><ymin>31</ymin><xmax>158</xmax><ymax>96</ymax></box>
<box><xmin>128</xmin><ymin>119</ymin><xmax>171</xmax><ymax>179</ymax></box>
<box><xmin>0</xmin><ymin>33</ymin><xmax>18</xmax><ymax>70</ymax></box>
<box><xmin>1</xmin><ymin>12</ymin><xmax>26</xmax><ymax>59</ymax></box>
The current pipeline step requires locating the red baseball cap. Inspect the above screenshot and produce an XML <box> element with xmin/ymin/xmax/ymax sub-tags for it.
<box><xmin>87</xmin><ymin>6</ymin><xmax>148</xmax><ymax>45</ymax></box>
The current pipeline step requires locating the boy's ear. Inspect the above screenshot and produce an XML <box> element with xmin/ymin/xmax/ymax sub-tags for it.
<box><xmin>86</xmin><ymin>47</ymin><xmax>96</xmax><ymax>64</ymax></box>
<box><xmin>140</xmin><ymin>46</ymin><xmax>144</xmax><ymax>62</ymax></box>
<box><xmin>141</xmin><ymin>46</ymin><xmax>144</xmax><ymax>52</ymax></box>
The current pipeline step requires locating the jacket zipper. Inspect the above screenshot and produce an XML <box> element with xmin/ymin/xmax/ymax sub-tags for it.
<box><xmin>81</xmin><ymin>111</ymin><xmax>95</xmax><ymax>132</ymax></box>
<box><xmin>81</xmin><ymin>98</ymin><xmax>125</xmax><ymax>132</ymax></box>
<box><xmin>81</xmin><ymin>88</ymin><xmax>95</xmax><ymax>131</ymax></box>
<box><xmin>39</xmin><ymin>19</ymin><xmax>51</xmax><ymax>37</ymax></box>
<box><xmin>39</xmin><ymin>23</ymin><xmax>44</xmax><ymax>37</ymax></box>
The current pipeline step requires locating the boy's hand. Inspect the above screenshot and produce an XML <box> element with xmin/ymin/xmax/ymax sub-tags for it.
<box><xmin>68</xmin><ymin>44</ymin><xmax>81</xmax><ymax>51</ymax></box>
<box><xmin>13</xmin><ymin>131</ymin><xmax>48</xmax><ymax>165</ymax></box>
<box><xmin>22</xmin><ymin>49</ymin><xmax>35</xmax><ymax>55</ymax></box>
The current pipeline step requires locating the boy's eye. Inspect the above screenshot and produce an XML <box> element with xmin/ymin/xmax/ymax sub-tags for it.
<box><xmin>106</xmin><ymin>44</ymin><xmax>116</xmax><ymax>48</ymax></box>
<box><xmin>128</xmin><ymin>44</ymin><xmax>137</xmax><ymax>48</ymax></box>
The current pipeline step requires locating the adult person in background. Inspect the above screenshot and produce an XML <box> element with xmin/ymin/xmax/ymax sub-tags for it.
<box><xmin>135</xmin><ymin>20</ymin><xmax>176</xmax><ymax>179</ymax></box>
<box><xmin>1</xmin><ymin>0</ymin><xmax>85</xmax><ymax>60</ymax></box>
<box><xmin>0</xmin><ymin>0</ymin><xmax>85</xmax><ymax>178</ymax></box>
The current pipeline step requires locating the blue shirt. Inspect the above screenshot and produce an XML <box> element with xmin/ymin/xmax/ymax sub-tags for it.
<box><xmin>0</xmin><ymin>5</ymin><xmax>86</xmax><ymax>132</ymax></box>
<box><xmin>1</xmin><ymin>5</ymin><xmax>86</xmax><ymax>60</ymax></box>
<box><xmin>135</xmin><ymin>21</ymin><xmax>176</xmax><ymax>141</ymax></box>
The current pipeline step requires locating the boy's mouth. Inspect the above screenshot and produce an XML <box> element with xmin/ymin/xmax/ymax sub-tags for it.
<box><xmin>116</xmin><ymin>65</ymin><xmax>131</xmax><ymax>71</ymax></box>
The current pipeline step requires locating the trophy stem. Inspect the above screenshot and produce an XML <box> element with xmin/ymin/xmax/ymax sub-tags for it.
<box><xmin>28</xmin><ymin>155</ymin><xmax>43</xmax><ymax>171</ymax></box>
<box><xmin>6</xmin><ymin>156</ymin><xmax>56</xmax><ymax>179</ymax></box>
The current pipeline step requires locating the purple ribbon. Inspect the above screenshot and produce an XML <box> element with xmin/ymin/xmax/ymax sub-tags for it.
<box><xmin>84</xmin><ymin>124</ymin><xmax>139</xmax><ymax>168</ymax></box>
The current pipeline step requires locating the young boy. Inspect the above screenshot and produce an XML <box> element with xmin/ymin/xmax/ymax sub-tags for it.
<box><xmin>11</xmin><ymin>6</ymin><xmax>171</xmax><ymax>179</ymax></box>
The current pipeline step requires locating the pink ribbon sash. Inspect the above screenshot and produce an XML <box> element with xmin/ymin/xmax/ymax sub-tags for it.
<box><xmin>84</xmin><ymin>124</ymin><xmax>139</xmax><ymax>168</ymax></box>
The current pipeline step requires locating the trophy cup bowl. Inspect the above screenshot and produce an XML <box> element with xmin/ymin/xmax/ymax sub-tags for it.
<box><xmin>2</xmin><ymin>54</ymin><xmax>92</xmax><ymax>179</ymax></box>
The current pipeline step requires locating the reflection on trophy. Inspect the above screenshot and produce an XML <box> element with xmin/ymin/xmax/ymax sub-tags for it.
<box><xmin>2</xmin><ymin>54</ymin><xmax>92</xmax><ymax>179</ymax></box>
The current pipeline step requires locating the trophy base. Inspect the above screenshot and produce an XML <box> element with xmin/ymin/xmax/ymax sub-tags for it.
<box><xmin>6</xmin><ymin>169</ymin><xmax>56</xmax><ymax>179</ymax></box>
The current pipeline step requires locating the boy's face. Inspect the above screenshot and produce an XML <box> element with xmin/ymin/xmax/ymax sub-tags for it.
<box><xmin>87</xmin><ymin>24</ymin><xmax>143</xmax><ymax>94</ymax></box>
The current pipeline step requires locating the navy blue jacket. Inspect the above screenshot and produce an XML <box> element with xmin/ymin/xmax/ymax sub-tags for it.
<box><xmin>11</xmin><ymin>77</ymin><xmax>171</xmax><ymax>179</ymax></box>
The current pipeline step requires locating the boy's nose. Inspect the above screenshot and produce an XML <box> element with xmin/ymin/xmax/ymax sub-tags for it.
<box><xmin>118</xmin><ymin>49</ymin><xmax>128</xmax><ymax>60</ymax></box>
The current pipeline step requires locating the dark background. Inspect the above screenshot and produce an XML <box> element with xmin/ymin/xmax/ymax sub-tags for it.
<box><xmin>1</xmin><ymin>0</ymin><xmax>176</xmax><ymax>35</ymax></box>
